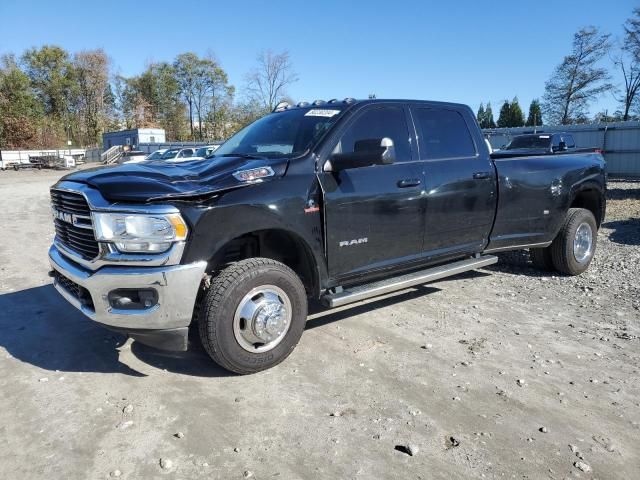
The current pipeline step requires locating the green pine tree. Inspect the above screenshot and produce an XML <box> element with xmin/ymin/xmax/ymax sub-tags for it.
<box><xmin>509</xmin><ymin>97</ymin><xmax>525</xmax><ymax>127</ymax></box>
<box><xmin>477</xmin><ymin>103</ymin><xmax>486</xmax><ymax>127</ymax></box>
<box><xmin>485</xmin><ymin>103</ymin><xmax>496</xmax><ymax>128</ymax></box>
<box><xmin>526</xmin><ymin>99</ymin><xmax>543</xmax><ymax>126</ymax></box>
<box><xmin>497</xmin><ymin>100</ymin><xmax>512</xmax><ymax>128</ymax></box>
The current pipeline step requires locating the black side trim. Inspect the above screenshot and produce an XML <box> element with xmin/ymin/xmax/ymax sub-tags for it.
<box><xmin>104</xmin><ymin>326</ymin><xmax>189</xmax><ymax>352</ymax></box>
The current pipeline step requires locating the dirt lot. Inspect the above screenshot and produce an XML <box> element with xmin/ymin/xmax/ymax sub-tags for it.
<box><xmin>0</xmin><ymin>168</ymin><xmax>638</xmax><ymax>479</ymax></box>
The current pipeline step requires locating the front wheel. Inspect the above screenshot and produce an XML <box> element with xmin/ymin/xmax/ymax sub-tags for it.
<box><xmin>550</xmin><ymin>208</ymin><xmax>598</xmax><ymax>275</ymax></box>
<box><xmin>198</xmin><ymin>258</ymin><xmax>308</xmax><ymax>374</ymax></box>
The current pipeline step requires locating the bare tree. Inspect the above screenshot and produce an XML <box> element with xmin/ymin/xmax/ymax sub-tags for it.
<box><xmin>174</xmin><ymin>53</ymin><xmax>199</xmax><ymax>139</ymax></box>
<box><xmin>192</xmin><ymin>56</ymin><xmax>233</xmax><ymax>140</ymax></box>
<box><xmin>73</xmin><ymin>49</ymin><xmax>110</xmax><ymax>145</ymax></box>
<box><xmin>245</xmin><ymin>50</ymin><xmax>298</xmax><ymax>111</ymax></box>
<box><xmin>614</xmin><ymin>8</ymin><xmax>640</xmax><ymax>120</ymax></box>
<box><xmin>543</xmin><ymin>27</ymin><xmax>612</xmax><ymax>125</ymax></box>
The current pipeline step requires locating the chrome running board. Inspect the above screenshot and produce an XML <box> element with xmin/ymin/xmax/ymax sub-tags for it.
<box><xmin>321</xmin><ymin>255</ymin><xmax>498</xmax><ymax>308</ymax></box>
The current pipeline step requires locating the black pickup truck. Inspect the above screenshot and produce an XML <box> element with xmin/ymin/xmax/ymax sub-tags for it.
<box><xmin>48</xmin><ymin>98</ymin><xmax>606</xmax><ymax>374</ymax></box>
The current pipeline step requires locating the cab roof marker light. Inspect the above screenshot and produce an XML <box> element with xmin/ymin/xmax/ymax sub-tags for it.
<box><xmin>273</xmin><ymin>101</ymin><xmax>291</xmax><ymax>113</ymax></box>
<box><xmin>328</xmin><ymin>98</ymin><xmax>339</xmax><ymax>103</ymax></box>
<box><xmin>297</xmin><ymin>101</ymin><xmax>310</xmax><ymax>107</ymax></box>
<box><xmin>344</xmin><ymin>97</ymin><xmax>356</xmax><ymax>104</ymax></box>
<box><xmin>313</xmin><ymin>99</ymin><xmax>326</xmax><ymax>105</ymax></box>
<box><xmin>233</xmin><ymin>166</ymin><xmax>275</xmax><ymax>183</ymax></box>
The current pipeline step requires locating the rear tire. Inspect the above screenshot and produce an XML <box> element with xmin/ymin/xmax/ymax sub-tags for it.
<box><xmin>198</xmin><ymin>258</ymin><xmax>308</xmax><ymax>374</ymax></box>
<box><xmin>550</xmin><ymin>208</ymin><xmax>597</xmax><ymax>275</ymax></box>
<box><xmin>530</xmin><ymin>247</ymin><xmax>554</xmax><ymax>271</ymax></box>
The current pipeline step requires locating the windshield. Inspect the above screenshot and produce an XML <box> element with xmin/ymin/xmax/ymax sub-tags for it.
<box><xmin>161</xmin><ymin>149</ymin><xmax>180</xmax><ymax>159</ymax></box>
<box><xmin>195</xmin><ymin>147</ymin><xmax>213</xmax><ymax>157</ymax></box>
<box><xmin>146</xmin><ymin>151</ymin><xmax>164</xmax><ymax>160</ymax></box>
<box><xmin>506</xmin><ymin>135</ymin><xmax>552</xmax><ymax>150</ymax></box>
<box><xmin>213</xmin><ymin>107</ymin><xmax>345</xmax><ymax>158</ymax></box>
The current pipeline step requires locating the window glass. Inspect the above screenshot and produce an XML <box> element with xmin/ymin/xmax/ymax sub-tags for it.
<box><xmin>414</xmin><ymin>108</ymin><xmax>476</xmax><ymax>159</ymax></box>
<box><xmin>213</xmin><ymin>106</ymin><xmax>345</xmax><ymax>158</ymax></box>
<box><xmin>506</xmin><ymin>135</ymin><xmax>552</xmax><ymax>149</ymax></box>
<box><xmin>162</xmin><ymin>149</ymin><xmax>180</xmax><ymax>159</ymax></box>
<box><xmin>333</xmin><ymin>106</ymin><xmax>411</xmax><ymax>162</ymax></box>
<box><xmin>565</xmin><ymin>135</ymin><xmax>575</xmax><ymax>148</ymax></box>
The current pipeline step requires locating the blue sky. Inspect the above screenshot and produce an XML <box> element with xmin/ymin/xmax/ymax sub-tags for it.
<box><xmin>0</xmin><ymin>0</ymin><xmax>635</xmax><ymax>118</ymax></box>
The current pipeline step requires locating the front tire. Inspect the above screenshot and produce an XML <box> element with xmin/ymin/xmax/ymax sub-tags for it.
<box><xmin>550</xmin><ymin>208</ymin><xmax>597</xmax><ymax>275</ymax></box>
<box><xmin>198</xmin><ymin>258</ymin><xmax>308</xmax><ymax>374</ymax></box>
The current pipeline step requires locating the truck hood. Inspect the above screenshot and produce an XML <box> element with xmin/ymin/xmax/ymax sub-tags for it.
<box><xmin>60</xmin><ymin>156</ymin><xmax>288</xmax><ymax>202</ymax></box>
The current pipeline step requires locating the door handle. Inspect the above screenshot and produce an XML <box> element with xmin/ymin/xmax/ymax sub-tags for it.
<box><xmin>472</xmin><ymin>171</ymin><xmax>491</xmax><ymax>180</ymax></box>
<box><xmin>397</xmin><ymin>178</ymin><xmax>421</xmax><ymax>188</ymax></box>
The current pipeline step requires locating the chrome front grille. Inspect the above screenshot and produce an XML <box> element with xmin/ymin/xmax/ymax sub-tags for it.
<box><xmin>50</xmin><ymin>189</ymin><xmax>100</xmax><ymax>259</ymax></box>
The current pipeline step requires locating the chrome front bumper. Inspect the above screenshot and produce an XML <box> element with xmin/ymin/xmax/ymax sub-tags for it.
<box><xmin>49</xmin><ymin>244</ymin><xmax>207</xmax><ymax>332</ymax></box>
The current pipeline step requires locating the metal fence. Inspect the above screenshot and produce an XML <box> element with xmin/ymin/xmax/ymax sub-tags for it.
<box><xmin>483</xmin><ymin>121</ymin><xmax>640</xmax><ymax>178</ymax></box>
<box><xmin>0</xmin><ymin>148</ymin><xmax>87</xmax><ymax>170</ymax></box>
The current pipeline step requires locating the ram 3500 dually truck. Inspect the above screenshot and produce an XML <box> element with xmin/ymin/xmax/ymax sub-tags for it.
<box><xmin>48</xmin><ymin>99</ymin><xmax>606</xmax><ymax>374</ymax></box>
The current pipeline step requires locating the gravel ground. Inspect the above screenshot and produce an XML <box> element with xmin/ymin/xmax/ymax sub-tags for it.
<box><xmin>0</xmin><ymin>169</ymin><xmax>638</xmax><ymax>479</ymax></box>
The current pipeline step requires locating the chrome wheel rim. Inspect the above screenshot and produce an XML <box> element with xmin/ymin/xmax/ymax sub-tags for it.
<box><xmin>233</xmin><ymin>285</ymin><xmax>292</xmax><ymax>353</ymax></box>
<box><xmin>573</xmin><ymin>222</ymin><xmax>593</xmax><ymax>263</ymax></box>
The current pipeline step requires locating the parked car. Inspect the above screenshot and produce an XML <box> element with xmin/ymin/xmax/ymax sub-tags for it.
<box><xmin>122</xmin><ymin>149</ymin><xmax>167</xmax><ymax>164</ymax></box>
<box><xmin>118</xmin><ymin>150</ymin><xmax>147</xmax><ymax>164</ymax></box>
<box><xmin>145</xmin><ymin>149</ymin><xmax>168</xmax><ymax>161</ymax></box>
<box><xmin>159</xmin><ymin>147</ymin><xmax>198</xmax><ymax>162</ymax></box>
<box><xmin>194</xmin><ymin>145</ymin><xmax>220</xmax><ymax>159</ymax></box>
<box><xmin>491</xmin><ymin>132</ymin><xmax>597</xmax><ymax>159</ymax></box>
<box><xmin>48</xmin><ymin>98</ymin><xmax>606</xmax><ymax>374</ymax></box>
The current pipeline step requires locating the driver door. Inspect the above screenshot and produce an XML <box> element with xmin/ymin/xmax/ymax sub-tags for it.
<box><xmin>318</xmin><ymin>104</ymin><xmax>425</xmax><ymax>282</ymax></box>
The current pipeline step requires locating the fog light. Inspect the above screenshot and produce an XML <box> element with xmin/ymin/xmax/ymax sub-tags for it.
<box><xmin>108</xmin><ymin>289</ymin><xmax>158</xmax><ymax>310</ymax></box>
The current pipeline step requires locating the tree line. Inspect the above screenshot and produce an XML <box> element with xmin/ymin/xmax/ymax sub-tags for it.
<box><xmin>478</xmin><ymin>7</ymin><xmax>640</xmax><ymax>129</ymax></box>
<box><xmin>0</xmin><ymin>48</ymin><xmax>297</xmax><ymax>149</ymax></box>
<box><xmin>477</xmin><ymin>98</ymin><xmax>543</xmax><ymax>129</ymax></box>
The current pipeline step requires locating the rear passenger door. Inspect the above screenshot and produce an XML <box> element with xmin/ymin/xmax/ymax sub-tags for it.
<box><xmin>410</xmin><ymin>106</ymin><xmax>497</xmax><ymax>258</ymax></box>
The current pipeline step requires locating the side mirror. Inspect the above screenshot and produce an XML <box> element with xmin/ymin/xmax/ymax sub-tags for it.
<box><xmin>558</xmin><ymin>141</ymin><xmax>567</xmax><ymax>151</ymax></box>
<box><xmin>324</xmin><ymin>137</ymin><xmax>396</xmax><ymax>172</ymax></box>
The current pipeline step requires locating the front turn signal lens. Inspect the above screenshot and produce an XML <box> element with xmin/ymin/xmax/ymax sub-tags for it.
<box><xmin>168</xmin><ymin>213</ymin><xmax>188</xmax><ymax>240</ymax></box>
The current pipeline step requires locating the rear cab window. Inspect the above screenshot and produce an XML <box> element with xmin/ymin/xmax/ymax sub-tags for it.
<box><xmin>564</xmin><ymin>135</ymin><xmax>576</xmax><ymax>148</ymax></box>
<box><xmin>411</xmin><ymin>107</ymin><xmax>477</xmax><ymax>160</ymax></box>
<box><xmin>507</xmin><ymin>135</ymin><xmax>552</xmax><ymax>150</ymax></box>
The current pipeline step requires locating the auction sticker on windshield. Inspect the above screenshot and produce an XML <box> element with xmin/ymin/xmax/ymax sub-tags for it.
<box><xmin>305</xmin><ymin>109</ymin><xmax>341</xmax><ymax>117</ymax></box>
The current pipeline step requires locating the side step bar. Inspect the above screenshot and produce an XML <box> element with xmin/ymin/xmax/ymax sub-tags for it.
<box><xmin>321</xmin><ymin>255</ymin><xmax>498</xmax><ymax>308</ymax></box>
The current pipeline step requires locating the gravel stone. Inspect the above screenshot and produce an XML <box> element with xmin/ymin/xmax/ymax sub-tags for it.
<box><xmin>574</xmin><ymin>461</ymin><xmax>592</xmax><ymax>473</ymax></box>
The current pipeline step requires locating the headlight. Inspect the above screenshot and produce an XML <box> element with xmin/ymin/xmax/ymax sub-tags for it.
<box><xmin>93</xmin><ymin>212</ymin><xmax>188</xmax><ymax>253</ymax></box>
